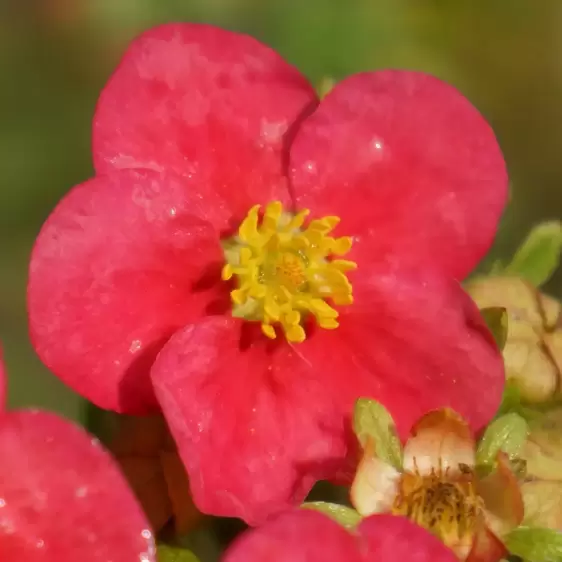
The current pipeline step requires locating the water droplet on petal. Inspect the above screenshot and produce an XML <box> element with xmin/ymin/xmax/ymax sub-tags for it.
<box><xmin>129</xmin><ymin>339</ymin><xmax>142</xmax><ymax>353</ymax></box>
<box><xmin>304</xmin><ymin>160</ymin><xmax>317</xmax><ymax>174</ymax></box>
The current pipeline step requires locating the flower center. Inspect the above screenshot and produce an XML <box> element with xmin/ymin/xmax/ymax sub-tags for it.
<box><xmin>221</xmin><ymin>201</ymin><xmax>356</xmax><ymax>343</ymax></box>
<box><xmin>392</xmin><ymin>467</ymin><xmax>482</xmax><ymax>551</ymax></box>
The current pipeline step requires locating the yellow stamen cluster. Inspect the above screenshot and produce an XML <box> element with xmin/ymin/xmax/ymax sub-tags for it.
<box><xmin>392</xmin><ymin>463</ymin><xmax>482</xmax><ymax>549</ymax></box>
<box><xmin>221</xmin><ymin>201</ymin><xmax>356</xmax><ymax>343</ymax></box>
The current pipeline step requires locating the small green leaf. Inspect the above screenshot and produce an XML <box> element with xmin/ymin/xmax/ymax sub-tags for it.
<box><xmin>302</xmin><ymin>502</ymin><xmax>362</xmax><ymax>529</ymax></box>
<box><xmin>481</xmin><ymin>307</ymin><xmax>509</xmax><ymax>351</ymax></box>
<box><xmin>477</xmin><ymin>413</ymin><xmax>529</xmax><ymax>466</ymax></box>
<box><xmin>504</xmin><ymin>526</ymin><xmax>562</xmax><ymax>562</ymax></box>
<box><xmin>504</xmin><ymin>221</ymin><xmax>562</xmax><ymax>287</ymax></box>
<box><xmin>158</xmin><ymin>545</ymin><xmax>200</xmax><ymax>562</ymax></box>
<box><xmin>352</xmin><ymin>398</ymin><xmax>402</xmax><ymax>469</ymax></box>
<box><xmin>497</xmin><ymin>380</ymin><xmax>523</xmax><ymax>417</ymax></box>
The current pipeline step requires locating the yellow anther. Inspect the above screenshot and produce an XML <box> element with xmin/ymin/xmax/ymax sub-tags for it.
<box><xmin>222</xmin><ymin>264</ymin><xmax>234</xmax><ymax>281</ymax></box>
<box><xmin>331</xmin><ymin>259</ymin><xmax>357</xmax><ymax>272</ymax></box>
<box><xmin>238</xmin><ymin>205</ymin><xmax>260</xmax><ymax>242</ymax></box>
<box><xmin>222</xmin><ymin>201</ymin><xmax>356</xmax><ymax>342</ymax></box>
<box><xmin>262</xmin><ymin>324</ymin><xmax>277</xmax><ymax>339</ymax></box>
<box><xmin>330</xmin><ymin>237</ymin><xmax>353</xmax><ymax>255</ymax></box>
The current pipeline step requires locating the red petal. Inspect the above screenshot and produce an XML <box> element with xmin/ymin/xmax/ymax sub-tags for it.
<box><xmin>93</xmin><ymin>23</ymin><xmax>317</xmax><ymax>218</ymax></box>
<box><xmin>337</xmin><ymin>263</ymin><xmax>505</xmax><ymax>439</ymax></box>
<box><xmin>222</xmin><ymin>509</ymin><xmax>363</xmax><ymax>562</ymax></box>
<box><xmin>151</xmin><ymin>316</ymin><xmax>382</xmax><ymax>525</ymax></box>
<box><xmin>0</xmin><ymin>410</ymin><xmax>155</xmax><ymax>561</ymax></box>
<box><xmin>28</xmin><ymin>169</ymin><xmax>227</xmax><ymax>413</ymax></box>
<box><xmin>290</xmin><ymin>71</ymin><xmax>507</xmax><ymax>279</ymax></box>
<box><xmin>466</xmin><ymin>525</ymin><xmax>506</xmax><ymax>562</ymax></box>
<box><xmin>359</xmin><ymin>514</ymin><xmax>459</xmax><ymax>562</ymax></box>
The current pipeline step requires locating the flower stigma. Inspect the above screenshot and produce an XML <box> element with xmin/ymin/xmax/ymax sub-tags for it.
<box><xmin>221</xmin><ymin>201</ymin><xmax>356</xmax><ymax>343</ymax></box>
<box><xmin>392</xmin><ymin>462</ymin><xmax>482</xmax><ymax>554</ymax></box>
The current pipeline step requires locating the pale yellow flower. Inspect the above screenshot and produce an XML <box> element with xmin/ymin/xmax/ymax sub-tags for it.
<box><xmin>350</xmin><ymin>408</ymin><xmax>523</xmax><ymax>561</ymax></box>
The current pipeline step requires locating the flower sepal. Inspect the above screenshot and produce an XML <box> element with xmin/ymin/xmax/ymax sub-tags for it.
<box><xmin>504</xmin><ymin>526</ymin><xmax>562</xmax><ymax>562</ymax></box>
<box><xmin>352</xmin><ymin>397</ymin><xmax>402</xmax><ymax>469</ymax></box>
<box><xmin>301</xmin><ymin>501</ymin><xmax>362</xmax><ymax>529</ymax></box>
<box><xmin>157</xmin><ymin>545</ymin><xmax>200</xmax><ymax>562</ymax></box>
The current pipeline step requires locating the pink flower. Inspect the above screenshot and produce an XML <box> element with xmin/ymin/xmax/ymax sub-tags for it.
<box><xmin>0</xmin><ymin>353</ymin><xmax>155</xmax><ymax>561</ymax></box>
<box><xmin>222</xmin><ymin>509</ymin><xmax>459</xmax><ymax>562</ymax></box>
<box><xmin>28</xmin><ymin>24</ymin><xmax>507</xmax><ymax>523</ymax></box>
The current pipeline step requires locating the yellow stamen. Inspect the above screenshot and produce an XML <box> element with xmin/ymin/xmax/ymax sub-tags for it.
<box><xmin>222</xmin><ymin>201</ymin><xmax>356</xmax><ymax>343</ymax></box>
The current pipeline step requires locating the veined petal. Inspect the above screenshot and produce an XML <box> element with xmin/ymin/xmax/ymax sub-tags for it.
<box><xmin>28</xmin><ymin>169</ymin><xmax>227</xmax><ymax>413</ymax></box>
<box><xmin>350</xmin><ymin>439</ymin><xmax>401</xmax><ymax>516</ymax></box>
<box><xmin>0</xmin><ymin>411</ymin><xmax>155</xmax><ymax>561</ymax></box>
<box><xmin>94</xmin><ymin>23</ymin><xmax>317</xmax><ymax>217</ymax></box>
<box><xmin>290</xmin><ymin>70</ymin><xmax>507</xmax><ymax>279</ymax></box>
<box><xmin>403</xmin><ymin>408</ymin><xmax>476</xmax><ymax>476</ymax></box>
<box><xmin>478</xmin><ymin>452</ymin><xmax>524</xmax><ymax>538</ymax></box>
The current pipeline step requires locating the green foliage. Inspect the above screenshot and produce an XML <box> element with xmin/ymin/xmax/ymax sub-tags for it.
<box><xmin>481</xmin><ymin>307</ymin><xmax>509</xmax><ymax>351</ymax></box>
<box><xmin>157</xmin><ymin>545</ymin><xmax>201</xmax><ymax>562</ymax></box>
<box><xmin>476</xmin><ymin>412</ymin><xmax>529</xmax><ymax>466</ymax></box>
<box><xmin>496</xmin><ymin>380</ymin><xmax>548</xmax><ymax>423</ymax></box>
<box><xmin>504</xmin><ymin>526</ymin><xmax>562</xmax><ymax>562</ymax></box>
<box><xmin>352</xmin><ymin>398</ymin><xmax>402</xmax><ymax>469</ymax></box>
<box><xmin>497</xmin><ymin>381</ymin><xmax>524</xmax><ymax>417</ymax></box>
<box><xmin>503</xmin><ymin>221</ymin><xmax>562</xmax><ymax>287</ymax></box>
<box><xmin>301</xmin><ymin>502</ymin><xmax>362</xmax><ymax>529</ymax></box>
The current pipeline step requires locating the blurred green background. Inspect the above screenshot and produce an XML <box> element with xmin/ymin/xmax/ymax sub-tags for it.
<box><xmin>1</xmin><ymin>0</ymin><xmax>561</xmax><ymax>421</ymax></box>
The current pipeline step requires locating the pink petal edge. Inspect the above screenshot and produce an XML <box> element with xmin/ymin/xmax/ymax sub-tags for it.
<box><xmin>28</xmin><ymin>169</ymin><xmax>228</xmax><ymax>413</ymax></box>
<box><xmin>93</xmin><ymin>22</ymin><xmax>317</xmax><ymax>219</ymax></box>
<box><xmin>0</xmin><ymin>410</ymin><xmax>155</xmax><ymax>561</ymax></box>
<box><xmin>290</xmin><ymin>70</ymin><xmax>508</xmax><ymax>280</ymax></box>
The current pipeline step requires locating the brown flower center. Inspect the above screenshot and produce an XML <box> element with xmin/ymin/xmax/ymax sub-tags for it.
<box><xmin>392</xmin><ymin>466</ymin><xmax>483</xmax><ymax>549</ymax></box>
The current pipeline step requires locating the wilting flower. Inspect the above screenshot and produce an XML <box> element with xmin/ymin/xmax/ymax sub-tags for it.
<box><xmin>519</xmin><ymin>407</ymin><xmax>562</xmax><ymax>531</ymax></box>
<box><xmin>28</xmin><ymin>23</ymin><xmax>507</xmax><ymax>523</ymax></box>
<box><xmin>351</xmin><ymin>408</ymin><xmax>523</xmax><ymax>561</ymax></box>
<box><xmin>222</xmin><ymin>509</ymin><xmax>458</xmax><ymax>562</ymax></box>
<box><xmin>467</xmin><ymin>276</ymin><xmax>561</xmax><ymax>403</ymax></box>
<box><xmin>0</xmin><ymin>353</ymin><xmax>155</xmax><ymax>561</ymax></box>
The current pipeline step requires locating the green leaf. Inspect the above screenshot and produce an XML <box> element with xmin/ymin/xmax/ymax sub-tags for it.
<box><xmin>352</xmin><ymin>398</ymin><xmax>402</xmax><ymax>469</ymax></box>
<box><xmin>476</xmin><ymin>413</ymin><xmax>529</xmax><ymax>466</ymax></box>
<box><xmin>481</xmin><ymin>307</ymin><xmax>509</xmax><ymax>351</ymax></box>
<box><xmin>504</xmin><ymin>221</ymin><xmax>562</xmax><ymax>287</ymax></box>
<box><xmin>504</xmin><ymin>526</ymin><xmax>562</xmax><ymax>562</ymax></box>
<box><xmin>157</xmin><ymin>545</ymin><xmax>200</xmax><ymax>562</ymax></box>
<box><xmin>497</xmin><ymin>381</ymin><xmax>523</xmax><ymax>417</ymax></box>
<box><xmin>302</xmin><ymin>502</ymin><xmax>362</xmax><ymax>529</ymax></box>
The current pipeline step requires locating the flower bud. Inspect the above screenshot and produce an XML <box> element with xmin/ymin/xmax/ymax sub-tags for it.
<box><xmin>518</xmin><ymin>408</ymin><xmax>562</xmax><ymax>531</ymax></box>
<box><xmin>467</xmin><ymin>276</ymin><xmax>561</xmax><ymax>403</ymax></box>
